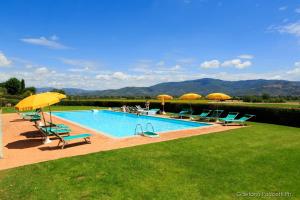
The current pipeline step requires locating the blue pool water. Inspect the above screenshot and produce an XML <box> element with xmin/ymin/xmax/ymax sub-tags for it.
<box><xmin>52</xmin><ymin>110</ymin><xmax>211</xmax><ymax>138</ymax></box>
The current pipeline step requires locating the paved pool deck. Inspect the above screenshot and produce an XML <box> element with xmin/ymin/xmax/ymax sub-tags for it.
<box><xmin>0</xmin><ymin>112</ymin><xmax>242</xmax><ymax>170</ymax></box>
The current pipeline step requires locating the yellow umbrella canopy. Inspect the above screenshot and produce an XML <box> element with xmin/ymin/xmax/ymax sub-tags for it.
<box><xmin>15</xmin><ymin>92</ymin><xmax>66</xmax><ymax>111</ymax></box>
<box><xmin>179</xmin><ymin>93</ymin><xmax>201</xmax><ymax>100</ymax></box>
<box><xmin>206</xmin><ymin>93</ymin><xmax>231</xmax><ymax>101</ymax></box>
<box><xmin>157</xmin><ymin>94</ymin><xmax>173</xmax><ymax>100</ymax></box>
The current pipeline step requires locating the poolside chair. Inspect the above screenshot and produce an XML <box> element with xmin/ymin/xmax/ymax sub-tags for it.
<box><xmin>38</xmin><ymin>125</ymin><xmax>71</xmax><ymax>140</ymax></box>
<box><xmin>29</xmin><ymin>115</ymin><xmax>41</xmax><ymax>123</ymax></box>
<box><xmin>219</xmin><ymin>112</ymin><xmax>239</xmax><ymax>122</ymax></box>
<box><xmin>191</xmin><ymin>110</ymin><xmax>212</xmax><ymax>120</ymax></box>
<box><xmin>204</xmin><ymin>110</ymin><xmax>224</xmax><ymax>120</ymax></box>
<box><xmin>136</xmin><ymin>105</ymin><xmax>146</xmax><ymax>112</ymax></box>
<box><xmin>47</xmin><ymin>121</ymin><xmax>70</xmax><ymax>129</ymax></box>
<box><xmin>20</xmin><ymin>112</ymin><xmax>39</xmax><ymax>119</ymax></box>
<box><xmin>142</xmin><ymin>108</ymin><xmax>160</xmax><ymax>116</ymax></box>
<box><xmin>171</xmin><ymin>109</ymin><xmax>193</xmax><ymax>119</ymax></box>
<box><xmin>222</xmin><ymin>114</ymin><xmax>255</xmax><ymax>126</ymax></box>
<box><xmin>51</xmin><ymin>132</ymin><xmax>92</xmax><ymax>149</ymax></box>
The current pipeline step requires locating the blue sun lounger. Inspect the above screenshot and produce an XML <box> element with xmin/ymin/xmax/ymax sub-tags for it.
<box><xmin>191</xmin><ymin>110</ymin><xmax>212</xmax><ymax>120</ymax></box>
<box><xmin>219</xmin><ymin>112</ymin><xmax>239</xmax><ymax>122</ymax></box>
<box><xmin>222</xmin><ymin>114</ymin><xmax>255</xmax><ymax>126</ymax></box>
<box><xmin>54</xmin><ymin>132</ymin><xmax>92</xmax><ymax>149</ymax></box>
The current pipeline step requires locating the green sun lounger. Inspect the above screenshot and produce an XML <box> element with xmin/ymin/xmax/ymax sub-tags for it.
<box><xmin>29</xmin><ymin>115</ymin><xmax>41</xmax><ymax>122</ymax></box>
<box><xmin>191</xmin><ymin>110</ymin><xmax>212</xmax><ymax>120</ymax></box>
<box><xmin>54</xmin><ymin>132</ymin><xmax>92</xmax><ymax>149</ymax></box>
<box><xmin>204</xmin><ymin>110</ymin><xmax>224</xmax><ymax>120</ymax></box>
<box><xmin>21</xmin><ymin>112</ymin><xmax>39</xmax><ymax>119</ymax></box>
<box><xmin>40</xmin><ymin>126</ymin><xmax>71</xmax><ymax>136</ymax></box>
<box><xmin>47</xmin><ymin>121</ymin><xmax>69</xmax><ymax>129</ymax></box>
<box><xmin>172</xmin><ymin>109</ymin><xmax>193</xmax><ymax>118</ymax></box>
<box><xmin>219</xmin><ymin>112</ymin><xmax>239</xmax><ymax>121</ymax></box>
<box><xmin>222</xmin><ymin>114</ymin><xmax>255</xmax><ymax>126</ymax></box>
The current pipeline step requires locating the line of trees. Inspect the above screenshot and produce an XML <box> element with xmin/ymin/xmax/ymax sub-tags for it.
<box><xmin>0</xmin><ymin>77</ymin><xmax>36</xmax><ymax>97</ymax></box>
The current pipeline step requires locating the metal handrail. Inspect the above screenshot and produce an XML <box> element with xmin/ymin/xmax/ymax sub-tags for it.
<box><xmin>134</xmin><ymin>124</ymin><xmax>144</xmax><ymax>135</ymax></box>
<box><xmin>146</xmin><ymin>122</ymin><xmax>155</xmax><ymax>133</ymax></box>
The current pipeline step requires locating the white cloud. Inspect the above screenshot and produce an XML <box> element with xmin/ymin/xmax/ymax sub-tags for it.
<box><xmin>276</xmin><ymin>21</ymin><xmax>300</xmax><ymax>37</ymax></box>
<box><xmin>238</xmin><ymin>54</ymin><xmax>254</xmax><ymax>59</ymax></box>
<box><xmin>34</xmin><ymin>67</ymin><xmax>50</xmax><ymax>74</ymax></box>
<box><xmin>200</xmin><ymin>59</ymin><xmax>220</xmax><ymax>69</ymax></box>
<box><xmin>287</xmin><ymin>62</ymin><xmax>300</xmax><ymax>75</ymax></box>
<box><xmin>112</xmin><ymin>72</ymin><xmax>128</xmax><ymax>80</ymax></box>
<box><xmin>20</xmin><ymin>35</ymin><xmax>68</xmax><ymax>49</ymax></box>
<box><xmin>60</xmin><ymin>58</ymin><xmax>101</xmax><ymax>72</ymax></box>
<box><xmin>222</xmin><ymin>59</ymin><xmax>252</xmax><ymax>69</ymax></box>
<box><xmin>279</xmin><ymin>6</ymin><xmax>287</xmax><ymax>11</ymax></box>
<box><xmin>0</xmin><ymin>52</ymin><xmax>12</xmax><ymax>67</ymax></box>
<box><xmin>95</xmin><ymin>74</ymin><xmax>110</xmax><ymax>80</ymax></box>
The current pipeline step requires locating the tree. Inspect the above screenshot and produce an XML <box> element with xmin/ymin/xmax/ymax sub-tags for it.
<box><xmin>0</xmin><ymin>87</ymin><xmax>7</xmax><ymax>96</ymax></box>
<box><xmin>24</xmin><ymin>87</ymin><xmax>36</xmax><ymax>94</ymax></box>
<box><xmin>262</xmin><ymin>93</ymin><xmax>270</xmax><ymax>100</ymax></box>
<box><xmin>20</xmin><ymin>79</ymin><xmax>25</xmax><ymax>93</ymax></box>
<box><xmin>50</xmin><ymin>88</ymin><xmax>66</xmax><ymax>94</ymax></box>
<box><xmin>5</xmin><ymin>77</ymin><xmax>21</xmax><ymax>95</ymax></box>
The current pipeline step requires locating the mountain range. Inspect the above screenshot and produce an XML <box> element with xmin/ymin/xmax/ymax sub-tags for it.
<box><xmin>37</xmin><ymin>78</ymin><xmax>300</xmax><ymax>96</ymax></box>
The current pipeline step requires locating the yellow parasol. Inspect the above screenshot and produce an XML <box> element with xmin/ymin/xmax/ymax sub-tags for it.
<box><xmin>179</xmin><ymin>93</ymin><xmax>201</xmax><ymax>100</ymax></box>
<box><xmin>15</xmin><ymin>92</ymin><xmax>66</xmax><ymax>143</ymax></box>
<box><xmin>15</xmin><ymin>92</ymin><xmax>66</xmax><ymax>111</ymax></box>
<box><xmin>157</xmin><ymin>94</ymin><xmax>173</xmax><ymax>114</ymax></box>
<box><xmin>206</xmin><ymin>93</ymin><xmax>231</xmax><ymax>101</ymax></box>
<box><xmin>179</xmin><ymin>93</ymin><xmax>201</xmax><ymax>112</ymax></box>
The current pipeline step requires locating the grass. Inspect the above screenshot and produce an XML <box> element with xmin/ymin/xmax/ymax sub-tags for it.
<box><xmin>0</xmin><ymin>123</ymin><xmax>299</xmax><ymax>199</ymax></box>
<box><xmin>0</xmin><ymin>106</ymin><xmax>104</xmax><ymax>113</ymax></box>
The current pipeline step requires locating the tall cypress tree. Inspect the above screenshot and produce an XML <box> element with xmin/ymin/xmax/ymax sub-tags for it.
<box><xmin>20</xmin><ymin>79</ymin><xmax>25</xmax><ymax>93</ymax></box>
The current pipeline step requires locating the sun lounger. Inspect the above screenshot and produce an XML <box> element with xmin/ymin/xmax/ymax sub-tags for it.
<box><xmin>53</xmin><ymin>132</ymin><xmax>92</xmax><ymax>149</ymax></box>
<box><xmin>20</xmin><ymin>112</ymin><xmax>39</xmax><ymax>119</ymax></box>
<box><xmin>219</xmin><ymin>112</ymin><xmax>239</xmax><ymax>121</ymax></box>
<box><xmin>171</xmin><ymin>109</ymin><xmax>193</xmax><ymax>118</ymax></box>
<box><xmin>191</xmin><ymin>110</ymin><xmax>212</xmax><ymax>120</ymax></box>
<box><xmin>47</xmin><ymin>121</ymin><xmax>70</xmax><ymax>129</ymax></box>
<box><xmin>222</xmin><ymin>114</ymin><xmax>255</xmax><ymax>126</ymax></box>
<box><xmin>29</xmin><ymin>115</ymin><xmax>41</xmax><ymax>122</ymax></box>
<box><xmin>204</xmin><ymin>110</ymin><xmax>224</xmax><ymax>120</ymax></box>
<box><xmin>142</xmin><ymin>108</ymin><xmax>160</xmax><ymax>115</ymax></box>
<box><xmin>38</xmin><ymin>125</ymin><xmax>71</xmax><ymax>139</ymax></box>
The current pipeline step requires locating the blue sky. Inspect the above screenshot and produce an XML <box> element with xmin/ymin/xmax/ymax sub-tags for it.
<box><xmin>1</xmin><ymin>0</ymin><xmax>300</xmax><ymax>89</ymax></box>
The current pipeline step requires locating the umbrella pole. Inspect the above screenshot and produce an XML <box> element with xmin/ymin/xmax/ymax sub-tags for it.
<box><xmin>49</xmin><ymin>105</ymin><xmax>52</xmax><ymax>128</ymax></box>
<box><xmin>41</xmin><ymin>108</ymin><xmax>51</xmax><ymax>144</ymax></box>
<box><xmin>41</xmin><ymin>109</ymin><xmax>47</xmax><ymax>128</ymax></box>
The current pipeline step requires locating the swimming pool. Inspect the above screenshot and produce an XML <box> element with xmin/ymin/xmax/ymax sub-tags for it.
<box><xmin>52</xmin><ymin>110</ymin><xmax>211</xmax><ymax>138</ymax></box>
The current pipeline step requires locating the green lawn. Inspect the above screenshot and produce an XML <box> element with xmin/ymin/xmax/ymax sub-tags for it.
<box><xmin>0</xmin><ymin>123</ymin><xmax>299</xmax><ymax>199</ymax></box>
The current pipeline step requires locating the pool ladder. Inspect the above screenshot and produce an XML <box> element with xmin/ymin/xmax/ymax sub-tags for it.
<box><xmin>135</xmin><ymin>123</ymin><xmax>155</xmax><ymax>135</ymax></box>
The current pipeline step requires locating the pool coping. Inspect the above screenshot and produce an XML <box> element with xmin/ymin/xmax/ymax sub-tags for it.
<box><xmin>49</xmin><ymin>109</ymin><xmax>217</xmax><ymax>139</ymax></box>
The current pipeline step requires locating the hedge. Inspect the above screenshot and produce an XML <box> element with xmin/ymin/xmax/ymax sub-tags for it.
<box><xmin>59</xmin><ymin>100</ymin><xmax>300</xmax><ymax>127</ymax></box>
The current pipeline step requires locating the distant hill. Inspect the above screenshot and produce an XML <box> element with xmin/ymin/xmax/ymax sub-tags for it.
<box><xmin>37</xmin><ymin>78</ymin><xmax>300</xmax><ymax>96</ymax></box>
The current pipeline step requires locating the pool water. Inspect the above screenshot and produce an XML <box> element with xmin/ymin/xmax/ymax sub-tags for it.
<box><xmin>52</xmin><ymin>110</ymin><xmax>211</xmax><ymax>138</ymax></box>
